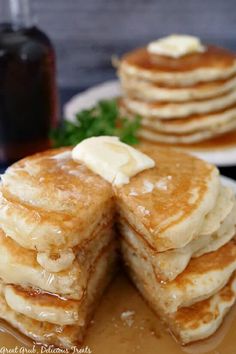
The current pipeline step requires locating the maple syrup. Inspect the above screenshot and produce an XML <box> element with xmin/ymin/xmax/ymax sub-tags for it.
<box><xmin>0</xmin><ymin>0</ymin><xmax>58</xmax><ymax>167</ymax></box>
<box><xmin>0</xmin><ymin>273</ymin><xmax>236</xmax><ymax>354</ymax></box>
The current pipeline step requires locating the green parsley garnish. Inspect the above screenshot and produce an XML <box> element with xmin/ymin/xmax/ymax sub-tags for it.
<box><xmin>51</xmin><ymin>99</ymin><xmax>141</xmax><ymax>147</ymax></box>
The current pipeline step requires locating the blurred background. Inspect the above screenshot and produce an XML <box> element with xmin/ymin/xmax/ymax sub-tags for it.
<box><xmin>33</xmin><ymin>0</ymin><xmax>236</xmax><ymax>91</ymax></box>
<box><xmin>1</xmin><ymin>0</ymin><xmax>236</xmax><ymax>171</ymax></box>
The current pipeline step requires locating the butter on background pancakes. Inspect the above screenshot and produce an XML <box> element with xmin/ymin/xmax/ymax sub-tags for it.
<box><xmin>118</xmin><ymin>35</ymin><xmax>236</xmax><ymax>144</ymax></box>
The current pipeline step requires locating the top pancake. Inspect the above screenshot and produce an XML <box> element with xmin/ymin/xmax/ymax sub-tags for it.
<box><xmin>1</xmin><ymin>148</ymin><xmax>112</xmax><ymax>215</ymax></box>
<box><xmin>115</xmin><ymin>145</ymin><xmax>220</xmax><ymax>251</ymax></box>
<box><xmin>1</xmin><ymin>145</ymin><xmax>221</xmax><ymax>253</ymax></box>
<box><xmin>0</xmin><ymin>148</ymin><xmax>114</xmax><ymax>251</ymax></box>
<box><xmin>120</xmin><ymin>45</ymin><xmax>236</xmax><ymax>85</ymax></box>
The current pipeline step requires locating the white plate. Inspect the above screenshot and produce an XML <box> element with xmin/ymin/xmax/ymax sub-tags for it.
<box><xmin>64</xmin><ymin>80</ymin><xmax>236</xmax><ymax>167</ymax></box>
<box><xmin>221</xmin><ymin>175</ymin><xmax>236</xmax><ymax>193</ymax></box>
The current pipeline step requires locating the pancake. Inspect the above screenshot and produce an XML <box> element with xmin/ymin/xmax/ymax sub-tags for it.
<box><xmin>120</xmin><ymin>46</ymin><xmax>236</xmax><ymax>86</ymax></box>
<box><xmin>138</xmin><ymin>118</ymin><xmax>236</xmax><ymax>144</ymax></box>
<box><xmin>169</xmin><ymin>274</ymin><xmax>236</xmax><ymax>344</ymax></box>
<box><xmin>119</xmin><ymin>72</ymin><xmax>236</xmax><ymax>101</ymax></box>
<box><xmin>0</xmin><ymin>149</ymin><xmax>114</xmax><ymax>252</ymax></box>
<box><xmin>119</xmin><ymin>99</ymin><xmax>236</xmax><ymax>134</ymax></box>
<box><xmin>119</xmin><ymin>198</ymin><xmax>236</xmax><ymax>281</ymax></box>
<box><xmin>122</xmin><ymin>89</ymin><xmax>236</xmax><ymax>119</ymax></box>
<box><xmin>1</xmin><ymin>149</ymin><xmax>112</xmax><ymax>214</ymax></box>
<box><xmin>0</xmin><ymin>189</ymin><xmax>114</xmax><ymax>253</ymax></box>
<box><xmin>121</xmin><ymin>238</ymin><xmax>236</xmax><ymax>314</ymax></box>
<box><xmin>115</xmin><ymin>145</ymin><xmax>220</xmax><ymax>252</ymax></box>
<box><xmin>0</xmin><ymin>225</ymin><xmax>115</xmax><ymax>299</ymax></box>
<box><xmin>0</xmin><ymin>241</ymin><xmax>117</xmax><ymax>326</ymax></box>
<box><xmin>126</xmin><ymin>262</ymin><xmax>236</xmax><ymax>345</ymax></box>
<box><xmin>0</xmin><ymin>243</ymin><xmax>117</xmax><ymax>348</ymax></box>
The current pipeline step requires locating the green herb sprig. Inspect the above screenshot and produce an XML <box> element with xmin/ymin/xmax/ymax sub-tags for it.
<box><xmin>51</xmin><ymin>99</ymin><xmax>141</xmax><ymax>147</ymax></box>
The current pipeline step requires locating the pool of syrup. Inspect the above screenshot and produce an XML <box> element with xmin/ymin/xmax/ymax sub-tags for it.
<box><xmin>0</xmin><ymin>273</ymin><xmax>236</xmax><ymax>354</ymax></box>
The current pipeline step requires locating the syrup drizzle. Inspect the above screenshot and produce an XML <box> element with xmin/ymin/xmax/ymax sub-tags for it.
<box><xmin>0</xmin><ymin>273</ymin><xmax>235</xmax><ymax>354</ymax></box>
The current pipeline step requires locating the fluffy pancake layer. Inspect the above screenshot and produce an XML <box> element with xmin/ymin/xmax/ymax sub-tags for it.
<box><xmin>0</xmin><ymin>241</ymin><xmax>117</xmax><ymax>326</ymax></box>
<box><xmin>0</xmin><ymin>189</ymin><xmax>114</xmax><ymax>254</ymax></box>
<box><xmin>128</xmin><ymin>264</ymin><xmax>236</xmax><ymax>345</ymax></box>
<box><xmin>120</xmin><ymin>100</ymin><xmax>236</xmax><ymax>134</ymax></box>
<box><xmin>169</xmin><ymin>274</ymin><xmax>236</xmax><ymax>344</ymax></box>
<box><xmin>0</xmin><ymin>149</ymin><xmax>114</xmax><ymax>252</ymax></box>
<box><xmin>122</xmin><ymin>90</ymin><xmax>236</xmax><ymax>119</ymax></box>
<box><xmin>0</xmin><ymin>224</ymin><xmax>115</xmax><ymax>299</ymax></box>
<box><xmin>120</xmin><ymin>73</ymin><xmax>236</xmax><ymax>102</ymax></box>
<box><xmin>115</xmin><ymin>145</ymin><xmax>220</xmax><ymax>251</ymax></box>
<box><xmin>119</xmin><ymin>196</ymin><xmax>236</xmax><ymax>282</ymax></box>
<box><xmin>0</xmin><ymin>242</ymin><xmax>117</xmax><ymax>348</ymax></box>
<box><xmin>121</xmin><ymin>236</ymin><xmax>236</xmax><ymax>313</ymax></box>
<box><xmin>138</xmin><ymin>118</ymin><xmax>236</xmax><ymax>144</ymax></box>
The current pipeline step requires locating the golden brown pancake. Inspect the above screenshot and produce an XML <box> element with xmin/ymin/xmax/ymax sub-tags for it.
<box><xmin>121</xmin><ymin>235</ymin><xmax>236</xmax><ymax>313</ymax></box>
<box><xmin>121</xmin><ymin>46</ymin><xmax>236</xmax><ymax>73</ymax></box>
<box><xmin>1</xmin><ymin>148</ymin><xmax>112</xmax><ymax>215</ymax></box>
<box><xmin>119</xmin><ymin>99</ymin><xmax>236</xmax><ymax>135</ymax></box>
<box><xmin>169</xmin><ymin>273</ymin><xmax>236</xmax><ymax>344</ymax></box>
<box><xmin>119</xmin><ymin>196</ymin><xmax>236</xmax><ymax>282</ymax></box>
<box><xmin>127</xmin><ymin>264</ymin><xmax>236</xmax><ymax>345</ymax></box>
<box><xmin>0</xmin><ymin>188</ymin><xmax>114</xmax><ymax>253</ymax></box>
<box><xmin>0</xmin><ymin>240</ymin><xmax>117</xmax><ymax>326</ymax></box>
<box><xmin>0</xmin><ymin>148</ymin><xmax>114</xmax><ymax>252</ymax></box>
<box><xmin>115</xmin><ymin>145</ymin><xmax>220</xmax><ymax>251</ymax></box>
<box><xmin>0</xmin><ymin>242</ymin><xmax>117</xmax><ymax>348</ymax></box>
<box><xmin>0</xmin><ymin>224</ymin><xmax>115</xmax><ymax>299</ymax></box>
<box><xmin>120</xmin><ymin>72</ymin><xmax>236</xmax><ymax>101</ymax></box>
<box><xmin>138</xmin><ymin>118</ymin><xmax>236</xmax><ymax>144</ymax></box>
<box><xmin>122</xmin><ymin>90</ymin><xmax>236</xmax><ymax>119</ymax></box>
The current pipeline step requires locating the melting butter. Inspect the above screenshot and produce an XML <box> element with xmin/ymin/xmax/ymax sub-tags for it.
<box><xmin>72</xmin><ymin>136</ymin><xmax>155</xmax><ymax>186</ymax></box>
<box><xmin>147</xmin><ymin>34</ymin><xmax>205</xmax><ymax>58</ymax></box>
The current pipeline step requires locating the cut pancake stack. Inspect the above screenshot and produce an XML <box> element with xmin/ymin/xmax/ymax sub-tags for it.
<box><xmin>0</xmin><ymin>143</ymin><xmax>235</xmax><ymax>348</ymax></box>
<box><xmin>118</xmin><ymin>45</ymin><xmax>236</xmax><ymax>144</ymax></box>
<box><xmin>115</xmin><ymin>145</ymin><xmax>236</xmax><ymax>344</ymax></box>
<box><xmin>0</xmin><ymin>149</ymin><xmax>118</xmax><ymax>348</ymax></box>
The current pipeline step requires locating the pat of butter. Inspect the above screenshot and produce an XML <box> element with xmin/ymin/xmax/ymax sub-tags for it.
<box><xmin>72</xmin><ymin>136</ymin><xmax>155</xmax><ymax>186</ymax></box>
<box><xmin>147</xmin><ymin>34</ymin><xmax>205</xmax><ymax>58</ymax></box>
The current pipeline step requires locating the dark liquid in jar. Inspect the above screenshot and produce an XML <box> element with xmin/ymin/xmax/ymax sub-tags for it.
<box><xmin>0</xmin><ymin>24</ymin><xmax>58</xmax><ymax>167</ymax></box>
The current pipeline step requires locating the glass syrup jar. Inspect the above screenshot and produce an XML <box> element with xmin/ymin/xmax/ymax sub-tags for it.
<box><xmin>0</xmin><ymin>0</ymin><xmax>58</xmax><ymax>167</ymax></box>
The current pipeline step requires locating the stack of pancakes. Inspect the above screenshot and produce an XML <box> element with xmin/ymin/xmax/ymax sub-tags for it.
<box><xmin>118</xmin><ymin>45</ymin><xmax>236</xmax><ymax>144</ymax></box>
<box><xmin>0</xmin><ymin>149</ymin><xmax>118</xmax><ymax>348</ymax></box>
<box><xmin>0</xmin><ymin>145</ymin><xmax>235</xmax><ymax>347</ymax></box>
<box><xmin>115</xmin><ymin>146</ymin><xmax>236</xmax><ymax>344</ymax></box>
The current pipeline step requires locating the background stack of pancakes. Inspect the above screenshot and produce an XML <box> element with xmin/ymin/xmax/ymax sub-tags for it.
<box><xmin>0</xmin><ymin>149</ymin><xmax>117</xmax><ymax>348</ymax></box>
<box><xmin>118</xmin><ymin>44</ymin><xmax>236</xmax><ymax>144</ymax></box>
<box><xmin>116</xmin><ymin>145</ymin><xmax>236</xmax><ymax>344</ymax></box>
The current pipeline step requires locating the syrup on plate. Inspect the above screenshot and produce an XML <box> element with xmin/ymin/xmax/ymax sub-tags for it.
<box><xmin>0</xmin><ymin>273</ymin><xmax>235</xmax><ymax>354</ymax></box>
